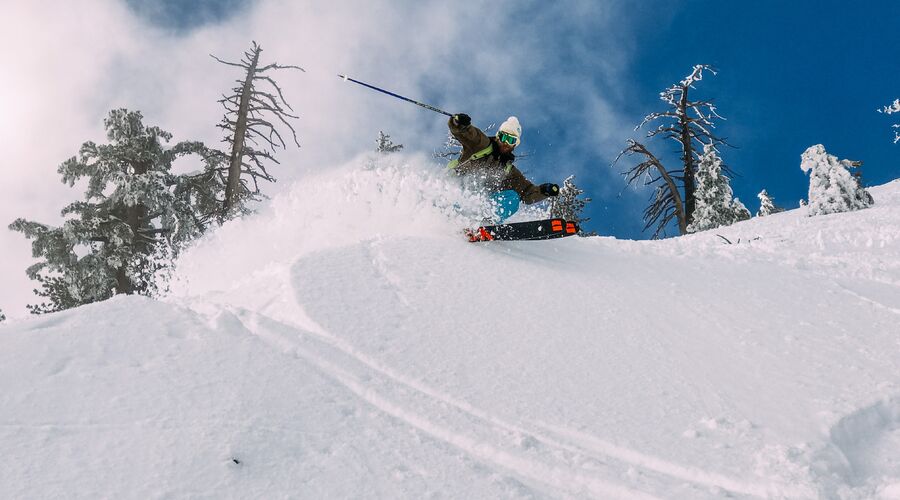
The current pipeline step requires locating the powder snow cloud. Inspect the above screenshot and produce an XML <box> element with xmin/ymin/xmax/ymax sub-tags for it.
<box><xmin>0</xmin><ymin>0</ymin><xmax>637</xmax><ymax>317</ymax></box>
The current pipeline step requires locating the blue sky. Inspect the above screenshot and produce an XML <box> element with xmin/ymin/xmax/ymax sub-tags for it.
<box><xmin>623</xmin><ymin>1</ymin><xmax>900</xmax><ymax>236</ymax></box>
<box><xmin>125</xmin><ymin>0</ymin><xmax>251</xmax><ymax>32</ymax></box>
<box><xmin>504</xmin><ymin>1</ymin><xmax>900</xmax><ymax>238</ymax></box>
<box><xmin>123</xmin><ymin>0</ymin><xmax>899</xmax><ymax>239</ymax></box>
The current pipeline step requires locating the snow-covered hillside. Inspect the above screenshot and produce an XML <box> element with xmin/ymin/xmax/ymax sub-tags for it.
<box><xmin>2</xmin><ymin>156</ymin><xmax>899</xmax><ymax>499</ymax></box>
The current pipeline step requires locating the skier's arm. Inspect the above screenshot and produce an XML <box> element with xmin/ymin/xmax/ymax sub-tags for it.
<box><xmin>502</xmin><ymin>166</ymin><xmax>544</xmax><ymax>204</ymax></box>
<box><xmin>448</xmin><ymin>114</ymin><xmax>491</xmax><ymax>153</ymax></box>
<box><xmin>502</xmin><ymin>166</ymin><xmax>560</xmax><ymax>204</ymax></box>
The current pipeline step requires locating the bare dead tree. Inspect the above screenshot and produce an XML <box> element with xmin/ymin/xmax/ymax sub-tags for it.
<box><xmin>636</xmin><ymin>64</ymin><xmax>729</xmax><ymax>223</ymax></box>
<box><xmin>211</xmin><ymin>41</ymin><xmax>304</xmax><ymax>220</ymax></box>
<box><xmin>615</xmin><ymin>139</ymin><xmax>687</xmax><ymax>238</ymax></box>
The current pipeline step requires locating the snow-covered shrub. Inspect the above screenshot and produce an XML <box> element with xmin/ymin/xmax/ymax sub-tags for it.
<box><xmin>800</xmin><ymin>144</ymin><xmax>873</xmax><ymax>216</ymax></box>
<box><xmin>375</xmin><ymin>131</ymin><xmax>403</xmax><ymax>154</ymax></box>
<box><xmin>756</xmin><ymin>189</ymin><xmax>784</xmax><ymax>217</ymax></box>
<box><xmin>549</xmin><ymin>175</ymin><xmax>591</xmax><ymax>228</ymax></box>
<box><xmin>687</xmin><ymin>145</ymin><xmax>750</xmax><ymax>233</ymax></box>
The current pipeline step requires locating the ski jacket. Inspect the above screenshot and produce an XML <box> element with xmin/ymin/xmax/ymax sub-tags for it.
<box><xmin>447</xmin><ymin>117</ymin><xmax>547</xmax><ymax>204</ymax></box>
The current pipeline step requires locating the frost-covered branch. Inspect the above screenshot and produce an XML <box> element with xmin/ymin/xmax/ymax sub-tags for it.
<box><xmin>879</xmin><ymin>98</ymin><xmax>900</xmax><ymax>144</ymax></box>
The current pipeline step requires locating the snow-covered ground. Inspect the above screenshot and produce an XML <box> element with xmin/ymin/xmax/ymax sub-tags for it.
<box><xmin>2</xmin><ymin>155</ymin><xmax>899</xmax><ymax>499</ymax></box>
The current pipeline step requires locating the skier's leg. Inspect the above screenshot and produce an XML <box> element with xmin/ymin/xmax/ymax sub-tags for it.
<box><xmin>489</xmin><ymin>190</ymin><xmax>521</xmax><ymax>222</ymax></box>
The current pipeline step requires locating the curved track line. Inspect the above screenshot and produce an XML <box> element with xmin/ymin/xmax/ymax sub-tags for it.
<box><xmin>244</xmin><ymin>310</ymin><xmax>802</xmax><ymax>498</ymax></box>
<box><xmin>244</xmin><ymin>312</ymin><xmax>658</xmax><ymax>499</ymax></box>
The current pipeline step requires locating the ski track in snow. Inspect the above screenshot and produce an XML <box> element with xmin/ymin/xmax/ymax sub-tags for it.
<box><xmin>835</xmin><ymin>281</ymin><xmax>900</xmax><ymax>317</ymax></box>
<box><xmin>167</xmin><ymin>172</ymin><xmax>900</xmax><ymax>499</ymax></box>
<box><xmin>226</xmin><ymin>304</ymin><xmax>814</xmax><ymax>499</ymax></box>
<box><xmin>237</xmin><ymin>310</ymin><xmax>659</xmax><ymax>499</ymax></box>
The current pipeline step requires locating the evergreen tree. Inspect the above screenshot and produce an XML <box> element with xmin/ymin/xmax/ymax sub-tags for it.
<box><xmin>9</xmin><ymin>109</ymin><xmax>212</xmax><ymax>314</ymax></box>
<box><xmin>549</xmin><ymin>175</ymin><xmax>591</xmax><ymax>229</ymax></box>
<box><xmin>800</xmin><ymin>144</ymin><xmax>873</xmax><ymax>216</ymax></box>
<box><xmin>0</xmin><ymin>309</ymin><xmax>5</xmax><ymax>323</ymax></box>
<box><xmin>375</xmin><ymin>131</ymin><xmax>403</xmax><ymax>154</ymax></box>
<box><xmin>879</xmin><ymin>98</ymin><xmax>899</xmax><ymax>144</ymax></box>
<box><xmin>211</xmin><ymin>41</ymin><xmax>304</xmax><ymax>220</ymax></box>
<box><xmin>686</xmin><ymin>145</ymin><xmax>750</xmax><ymax>233</ymax></box>
<box><xmin>756</xmin><ymin>189</ymin><xmax>784</xmax><ymax>217</ymax></box>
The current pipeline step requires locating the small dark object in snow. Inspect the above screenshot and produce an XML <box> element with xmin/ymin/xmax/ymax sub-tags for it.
<box><xmin>232</xmin><ymin>458</ymin><xmax>241</xmax><ymax>465</ymax></box>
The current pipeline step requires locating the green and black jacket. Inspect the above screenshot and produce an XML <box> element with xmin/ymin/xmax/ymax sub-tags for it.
<box><xmin>447</xmin><ymin>117</ymin><xmax>548</xmax><ymax>204</ymax></box>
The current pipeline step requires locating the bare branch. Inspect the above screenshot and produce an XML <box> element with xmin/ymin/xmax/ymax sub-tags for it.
<box><xmin>253</xmin><ymin>75</ymin><xmax>298</xmax><ymax>111</ymax></box>
<box><xmin>257</xmin><ymin>62</ymin><xmax>305</xmax><ymax>73</ymax></box>
<box><xmin>209</xmin><ymin>54</ymin><xmax>247</xmax><ymax>69</ymax></box>
<box><xmin>615</xmin><ymin>139</ymin><xmax>688</xmax><ymax>238</ymax></box>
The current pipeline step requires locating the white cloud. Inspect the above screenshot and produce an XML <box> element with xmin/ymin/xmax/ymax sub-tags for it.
<box><xmin>0</xmin><ymin>0</ymin><xmax>637</xmax><ymax>317</ymax></box>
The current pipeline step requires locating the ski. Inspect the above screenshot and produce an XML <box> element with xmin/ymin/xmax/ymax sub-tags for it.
<box><xmin>465</xmin><ymin>218</ymin><xmax>579</xmax><ymax>242</ymax></box>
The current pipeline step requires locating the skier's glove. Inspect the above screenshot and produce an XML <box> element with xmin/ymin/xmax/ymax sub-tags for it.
<box><xmin>539</xmin><ymin>183</ymin><xmax>560</xmax><ymax>197</ymax></box>
<box><xmin>453</xmin><ymin>113</ymin><xmax>471</xmax><ymax>127</ymax></box>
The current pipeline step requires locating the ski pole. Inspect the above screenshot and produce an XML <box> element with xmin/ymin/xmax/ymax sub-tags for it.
<box><xmin>337</xmin><ymin>74</ymin><xmax>452</xmax><ymax>117</ymax></box>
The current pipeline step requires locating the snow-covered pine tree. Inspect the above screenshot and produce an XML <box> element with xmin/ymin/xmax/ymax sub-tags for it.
<box><xmin>9</xmin><ymin>109</ymin><xmax>212</xmax><ymax>314</ymax></box>
<box><xmin>686</xmin><ymin>145</ymin><xmax>750</xmax><ymax>233</ymax></box>
<box><xmin>375</xmin><ymin>131</ymin><xmax>403</xmax><ymax>154</ymax></box>
<box><xmin>0</xmin><ymin>309</ymin><xmax>5</xmax><ymax>322</ymax></box>
<box><xmin>800</xmin><ymin>144</ymin><xmax>874</xmax><ymax>216</ymax></box>
<box><xmin>879</xmin><ymin>98</ymin><xmax>899</xmax><ymax>144</ymax></box>
<box><xmin>756</xmin><ymin>189</ymin><xmax>784</xmax><ymax>217</ymax></box>
<box><xmin>212</xmin><ymin>41</ymin><xmax>304</xmax><ymax>220</ymax></box>
<box><xmin>549</xmin><ymin>175</ymin><xmax>591</xmax><ymax>229</ymax></box>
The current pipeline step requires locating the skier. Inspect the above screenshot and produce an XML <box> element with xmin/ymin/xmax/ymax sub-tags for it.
<box><xmin>447</xmin><ymin>113</ymin><xmax>559</xmax><ymax>221</ymax></box>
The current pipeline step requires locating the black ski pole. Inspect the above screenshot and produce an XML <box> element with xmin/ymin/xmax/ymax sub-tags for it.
<box><xmin>337</xmin><ymin>74</ymin><xmax>452</xmax><ymax>117</ymax></box>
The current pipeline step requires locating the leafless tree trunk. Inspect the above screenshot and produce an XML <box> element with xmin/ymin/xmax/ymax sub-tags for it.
<box><xmin>211</xmin><ymin>41</ymin><xmax>304</xmax><ymax>221</ymax></box>
<box><xmin>223</xmin><ymin>47</ymin><xmax>259</xmax><ymax>217</ymax></box>
<box><xmin>678</xmin><ymin>89</ymin><xmax>697</xmax><ymax>218</ymax></box>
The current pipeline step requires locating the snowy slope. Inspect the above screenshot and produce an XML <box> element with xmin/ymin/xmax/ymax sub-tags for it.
<box><xmin>1</xmin><ymin>155</ymin><xmax>899</xmax><ymax>499</ymax></box>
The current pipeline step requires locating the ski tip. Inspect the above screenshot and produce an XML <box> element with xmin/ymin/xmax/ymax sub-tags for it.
<box><xmin>464</xmin><ymin>227</ymin><xmax>494</xmax><ymax>242</ymax></box>
<box><xmin>463</xmin><ymin>226</ymin><xmax>495</xmax><ymax>243</ymax></box>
